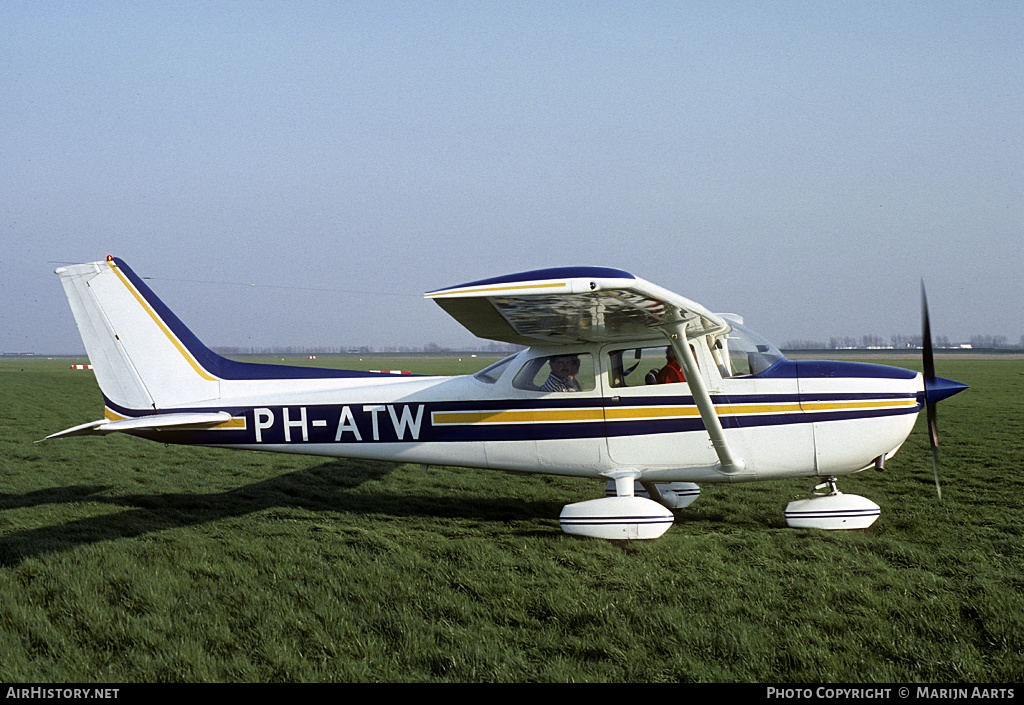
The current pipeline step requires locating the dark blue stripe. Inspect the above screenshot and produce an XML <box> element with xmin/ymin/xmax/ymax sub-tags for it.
<box><xmin>786</xmin><ymin>509</ymin><xmax>880</xmax><ymax>518</ymax></box>
<box><xmin>751</xmin><ymin>360</ymin><xmax>918</xmax><ymax>381</ymax></box>
<box><xmin>795</xmin><ymin>360</ymin><xmax>917</xmax><ymax>380</ymax></box>
<box><xmin>111</xmin><ymin>392</ymin><xmax>921</xmax><ymax>447</ymax></box>
<box><xmin>560</xmin><ymin>517</ymin><xmax>673</xmax><ymax>526</ymax></box>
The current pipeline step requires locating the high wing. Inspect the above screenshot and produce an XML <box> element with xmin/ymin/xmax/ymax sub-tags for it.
<box><xmin>425</xmin><ymin>266</ymin><xmax>728</xmax><ymax>345</ymax></box>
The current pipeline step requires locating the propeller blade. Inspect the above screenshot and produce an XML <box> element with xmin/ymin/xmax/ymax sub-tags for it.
<box><xmin>921</xmin><ymin>281</ymin><xmax>941</xmax><ymax>500</ymax></box>
<box><xmin>927</xmin><ymin>400</ymin><xmax>942</xmax><ymax>500</ymax></box>
<box><xmin>921</xmin><ymin>281</ymin><xmax>935</xmax><ymax>384</ymax></box>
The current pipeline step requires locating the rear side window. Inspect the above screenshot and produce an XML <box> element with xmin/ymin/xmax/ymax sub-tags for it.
<box><xmin>609</xmin><ymin>346</ymin><xmax>695</xmax><ymax>387</ymax></box>
<box><xmin>609</xmin><ymin>347</ymin><xmax>672</xmax><ymax>387</ymax></box>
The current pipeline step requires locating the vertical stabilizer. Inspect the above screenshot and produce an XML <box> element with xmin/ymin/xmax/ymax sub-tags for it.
<box><xmin>56</xmin><ymin>258</ymin><xmax>222</xmax><ymax>411</ymax></box>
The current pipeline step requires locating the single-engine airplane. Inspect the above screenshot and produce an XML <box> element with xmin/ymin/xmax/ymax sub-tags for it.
<box><xmin>46</xmin><ymin>257</ymin><xmax>967</xmax><ymax>539</ymax></box>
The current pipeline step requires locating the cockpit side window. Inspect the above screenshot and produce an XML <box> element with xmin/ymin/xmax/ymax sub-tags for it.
<box><xmin>513</xmin><ymin>353</ymin><xmax>595</xmax><ymax>392</ymax></box>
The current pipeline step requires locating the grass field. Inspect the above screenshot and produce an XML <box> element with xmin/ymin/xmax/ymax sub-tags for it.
<box><xmin>1</xmin><ymin>355</ymin><xmax>1021</xmax><ymax>682</ymax></box>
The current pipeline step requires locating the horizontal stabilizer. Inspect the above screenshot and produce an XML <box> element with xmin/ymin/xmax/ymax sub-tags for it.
<box><xmin>44</xmin><ymin>411</ymin><xmax>233</xmax><ymax>440</ymax></box>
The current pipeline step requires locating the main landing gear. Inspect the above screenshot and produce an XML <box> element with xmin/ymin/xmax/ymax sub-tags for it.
<box><xmin>558</xmin><ymin>476</ymin><xmax>701</xmax><ymax>540</ymax></box>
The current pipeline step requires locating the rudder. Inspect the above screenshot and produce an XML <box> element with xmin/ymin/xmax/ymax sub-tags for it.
<box><xmin>56</xmin><ymin>257</ymin><xmax>222</xmax><ymax>411</ymax></box>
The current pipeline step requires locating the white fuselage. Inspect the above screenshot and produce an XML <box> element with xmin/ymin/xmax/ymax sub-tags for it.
<box><xmin>125</xmin><ymin>343</ymin><xmax>923</xmax><ymax>485</ymax></box>
<box><xmin>55</xmin><ymin>258</ymin><xmax>926</xmax><ymax>488</ymax></box>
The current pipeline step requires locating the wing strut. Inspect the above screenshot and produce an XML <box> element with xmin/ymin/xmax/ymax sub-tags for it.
<box><xmin>664</xmin><ymin>320</ymin><xmax>746</xmax><ymax>476</ymax></box>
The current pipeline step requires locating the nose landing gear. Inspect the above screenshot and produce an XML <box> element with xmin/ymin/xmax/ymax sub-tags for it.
<box><xmin>784</xmin><ymin>476</ymin><xmax>881</xmax><ymax>530</ymax></box>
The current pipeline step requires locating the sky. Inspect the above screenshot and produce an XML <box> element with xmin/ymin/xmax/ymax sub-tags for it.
<box><xmin>2</xmin><ymin>1</ymin><xmax>1021</xmax><ymax>354</ymax></box>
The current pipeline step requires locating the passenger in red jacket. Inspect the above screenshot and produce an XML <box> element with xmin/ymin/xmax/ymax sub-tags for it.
<box><xmin>655</xmin><ymin>346</ymin><xmax>686</xmax><ymax>384</ymax></box>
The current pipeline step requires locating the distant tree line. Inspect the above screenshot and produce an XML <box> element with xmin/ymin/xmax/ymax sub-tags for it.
<box><xmin>782</xmin><ymin>333</ymin><xmax>1024</xmax><ymax>350</ymax></box>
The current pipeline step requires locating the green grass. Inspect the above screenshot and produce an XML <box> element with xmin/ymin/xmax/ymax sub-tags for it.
<box><xmin>0</xmin><ymin>357</ymin><xmax>1022</xmax><ymax>682</ymax></box>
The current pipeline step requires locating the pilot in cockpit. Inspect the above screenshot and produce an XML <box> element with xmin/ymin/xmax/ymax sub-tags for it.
<box><xmin>540</xmin><ymin>355</ymin><xmax>583</xmax><ymax>392</ymax></box>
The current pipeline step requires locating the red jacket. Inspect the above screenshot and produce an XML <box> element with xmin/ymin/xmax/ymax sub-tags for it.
<box><xmin>655</xmin><ymin>359</ymin><xmax>686</xmax><ymax>384</ymax></box>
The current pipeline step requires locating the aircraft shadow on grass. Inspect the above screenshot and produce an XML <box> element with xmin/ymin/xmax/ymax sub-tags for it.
<box><xmin>0</xmin><ymin>460</ymin><xmax>575</xmax><ymax>567</ymax></box>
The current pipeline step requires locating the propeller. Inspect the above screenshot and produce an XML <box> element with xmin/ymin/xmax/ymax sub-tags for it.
<box><xmin>921</xmin><ymin>281</ymin><xmax>942</xmax><ymax>499</ymax></box>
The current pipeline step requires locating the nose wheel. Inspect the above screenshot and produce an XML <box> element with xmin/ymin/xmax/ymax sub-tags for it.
<box><xmin>784</xmin><ymin>477</ymin><xmax>880</xmax><ymax>530</ymax></box>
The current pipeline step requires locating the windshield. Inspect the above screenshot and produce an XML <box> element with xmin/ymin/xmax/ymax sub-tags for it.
<box><xmin>719</xmin><ymin>323</ymin><xmax>786</xmax><ymax>376</ymax></box>
<box><xmin>473</xmin><ymin>354</ymin><xmax>518</xmax><ymax>384</ymax></box>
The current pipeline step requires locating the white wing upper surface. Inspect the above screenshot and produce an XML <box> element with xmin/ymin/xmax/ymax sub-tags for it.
<box><xmin>425</xmin><ymin>267</ymin><xmax>728</xmax><ymax>346</ymax></box>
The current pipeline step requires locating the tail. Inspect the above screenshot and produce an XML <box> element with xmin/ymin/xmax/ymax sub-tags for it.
<box><xmin>56</xmin><ymin>257</ymin><xmax>384</xmax><ymax>418</ymax></box>
<box><xmin>56</xmin><ymin>256</ymin><xmax>223</xmax><ymax>412</ymax></box>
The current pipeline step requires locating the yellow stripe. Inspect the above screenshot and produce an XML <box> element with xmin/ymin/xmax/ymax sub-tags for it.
<box><xmin>433</xmin><ymin>398</ymin><xmax>915</xmax><ymax>426</ymax></box>
<box><xmin>604</xmin><ymin>406</ymin><xmax>702</xmax><ymax>420</ymax></box>
<box><xmin>800</xmin><ymin>399</ymin><xmax>916</xmax><ymax>412</ymax></box>
<box><xmin>106</xmin><ymin>260</ymin><xmax>219</xmax><ymax>382</ymax></box>
<box><xmin>210</xmin><ymin>418</ymin><xmax>247</xmax><ymax>429</ymax></box>
<box><xmin>607</xmin><ymin>403</ymin><xmax>806</xmax><ymax>420</ymax></box>
<box><xmin>714</xmin><ymin>403</ymin><xmax>803</xmax><ymax>416</ymax></box>
<box><xmin>425</xmin><ymin>281</ymin><xmax>567</xmax><ymax>298</ymax></box>
<box><xmin>433</xmin><ymin>408</ymin><xmax>605</xmax><ymax>425</ymax></box>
